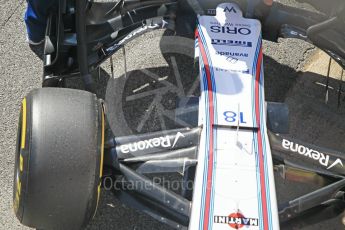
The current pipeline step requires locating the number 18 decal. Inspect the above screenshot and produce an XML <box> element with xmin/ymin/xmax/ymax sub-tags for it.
<box><xmin>223</xmin><ymin>111</ymin><xmax>247</xmax><ymax>124</ymax></box>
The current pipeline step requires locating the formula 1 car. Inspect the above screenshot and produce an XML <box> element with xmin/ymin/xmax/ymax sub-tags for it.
<box><xmin>13</xmin><ymin>0</ymin><xmax>345</xmax><ymax>229</ymax></box>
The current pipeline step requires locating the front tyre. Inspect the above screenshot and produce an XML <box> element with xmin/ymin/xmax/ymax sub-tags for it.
<box><xmin>13</xmin><ymin>88</ymin><xmax>104</xmax><ymax>230</ymax></box>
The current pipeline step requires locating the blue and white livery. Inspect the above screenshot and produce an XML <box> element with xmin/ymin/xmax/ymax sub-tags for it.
<box><xmin>190</xmin><ymin>3</ymin><xmax>280</xmax><ymax>230</ymax></box>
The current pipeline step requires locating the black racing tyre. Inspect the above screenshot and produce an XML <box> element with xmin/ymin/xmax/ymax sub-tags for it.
<box><xmin>13</xmin><ymin>88</ymin><xmax>105</xmax><ymax>230</ymax></box>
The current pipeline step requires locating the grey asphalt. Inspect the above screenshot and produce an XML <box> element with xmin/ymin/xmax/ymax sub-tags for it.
<box><xmin>1</xmin><ymin>0</ymin><xmax>345</xmax><ymax>230</ymax></box>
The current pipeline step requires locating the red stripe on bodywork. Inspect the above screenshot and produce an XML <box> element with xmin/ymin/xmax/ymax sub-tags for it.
<box><xmin>254</xmin><ymin>47</ymin><xmax>269</xmax><ymax>230</ymax></box>
<box><xmin>197</xmin><ymin>29</ymin><xmax>215</xmax><ymax>230</ymax></box>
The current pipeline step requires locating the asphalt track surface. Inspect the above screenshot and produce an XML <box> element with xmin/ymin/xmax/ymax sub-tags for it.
<box><xmin>1</xmin><ymin>0</ymin><xmax>345</xmax><ymax>230</ymax></box>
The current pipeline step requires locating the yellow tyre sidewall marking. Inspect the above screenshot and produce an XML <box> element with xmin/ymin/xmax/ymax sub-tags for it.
<box><xmin>19</xmin><ymin>155</ymin><xmax>23</xmax><ymax>172</ymax></box>
<box><xmin>100</xmin><ymin>107</ymin><xmax>105</xmax><ymax>178</ymax></box>
<box><xmin>20</xmin><ymin>98</ymin><xmax>27</xmax><ymax>149</ymax></box>
<box><xmin>14</xmin><ymin>97</ymin><xmax>27</xmax><ymax>213</ymax></box>
<box><xmin>93</xmin><ymin>106</ymin><xmax>105</xmax><ymax>218</ymax></box>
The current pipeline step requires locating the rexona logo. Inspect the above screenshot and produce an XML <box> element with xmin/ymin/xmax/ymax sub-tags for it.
<box><xmin>282</xmin><ymin>139</ymin><xmax>344</xmax><ymax>170</ymax></box>
<box><xmin>120</xmin><ymin>132</ymin><xmax>185</xmax><ymax>154</ymax></box>
<box><xmin>212</xmin><ymin>38</ymin><xmax>252</xmax><ymax>48</ymax></box>
<box><xmin>214</xmin><ymin>213</ymin><xmax>259</xmax><ymax>229</ymax></box>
